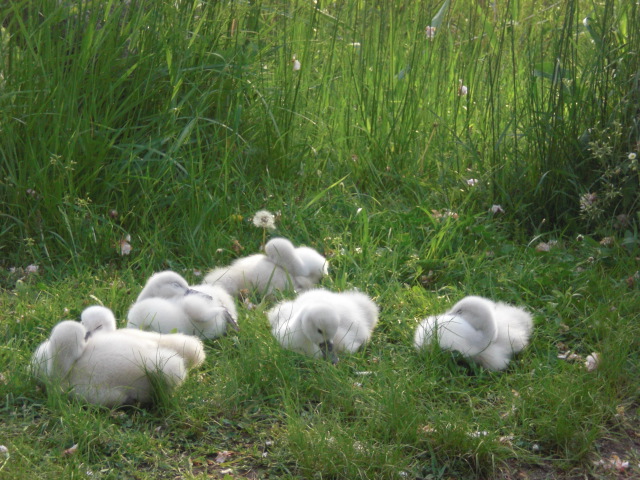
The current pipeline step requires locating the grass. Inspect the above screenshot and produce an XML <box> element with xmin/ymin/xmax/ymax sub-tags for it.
<box><xmin>1</xmin><ymin>223</ymin><xmax>639</xmax><ymax>479</ymax></box>
<box><xmin>1</xmin><ymin>0</ymin><xmax>639</xmax><ymax>478</ymax></box>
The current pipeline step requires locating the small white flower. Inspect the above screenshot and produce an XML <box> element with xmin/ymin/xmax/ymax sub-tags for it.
<box><xmin>425</xmin><ymin>26</ymin><xmax>436</xmax><ymax>39</ymax></box>
<box><xmin>25</xmin><ymin>264</ymin><xmax>39</xmax><ymax>274</ymax></box>
<box><xmin>467</xmin><ymin>178</ymin><xmax>478</xmax><ymax>186</ymax></box>
<box><xmin>535</xmin><ymin>242</ymin><xmax>551</xmax><ymax>252</ymax></box>
<box><xmin>583</xmin><ymin>17</ymin><xmax>589</xmax><ymax>27</ymax></box>
<box><xmin>458</xmin><ymin>80</ymin><xmax>468</xmax><ymax>96</ymax></box>
<box><xmin>292</xmin><ymin>57</ymin><xmax>301</xmax><ymax>71</ymax></box>
<box><xmin>0</xmin><ymin>445</ymin><xmax>8</xmax><ymax>455</ymax></box>
<box><xmin>62</xmin><ymin>444</ymin><xmax>78</xmax><ymax>456</ymax></box>
<box><xmin>119</xmin><ymin>235</ymin><xmax>132</xmax><ymax>256</ymax></box>
<box><xmin>579</xmin><ymin>192</ymin><xmax>597</xmax><ymax>210</ymax></box>
<box><xmin>585</xmin><ymin>352</ymin><xmax>600</xmax><ymax>372</ymax></box>
<box><xmin>490</xmin><ymin>204</ymin><xmax>505</xmax><ymax>214</ymax></box>
<box><xmin>348</xmin><ymin>42</ymin><xmax>361</xmax><ymax>47</ymax></box>
<box><xmin>628</xmin><ymin>152</ymin><xmax>637</xmax><ymax>160</ymax></box>
<box><xmin>252</xmin><ymin>210</ymin><xmax>276</xmax><ymax>230</ymax></box>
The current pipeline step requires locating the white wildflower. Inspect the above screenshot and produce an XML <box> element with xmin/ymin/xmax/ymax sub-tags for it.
<box><xmin>599</xmin><ymin>236</ymin><xmax>614</xmax><ymax>247</ymax></box>
<box><xmin>628</xmin><ymin>152</ymin><xmax>637</xmax><ymax>160</ymax></box>
<box><xmin>119</xmin><ymin>235</ymin><xmax>132</xmax><ymax>256</ymax></box>
<box><xmin>25</xmin><ymin>264</ymin><xmax>39</xmax><ymax>274</ymax></box>
<box><xmin>252</xmin><ymin>210</ymin><xmax>276</xmax><ymax>230</ymax></box>
<box><xmin>582</xmin><ymin>17</ymin><xmax>589</xmax><ymax>27</ymax></box>
<box><xmin>535</xmin><ymin>242</ymin><xmax>551</xmax><ymax>252</ymax></box>
<box><xmin>292</xmin><ymin>57</ymin><xmax>301</xmax><ymax>71</ymax></box>
<box><xmin>490</xmin><ymin>204</ymin><xmax>505</xmax><ymax>214</ymax></box>
<box><xmin>466</xmin><ymin>178</ymin><xmax>478</xmax><ymax>186</ymax></box>
<box><xmin>585</xmin><ymin>352</ymin><xmax>600</xmax><ymax>372</ymax></box>
<box><xmin>579</xmin><ymin>192</ymin><xmax>597</xmax><ymax>210</ymax></box>
<box><xmin>425</xmin><ymin>26</ymin><xmax>436</xmax><ymax>39</ymax></box>
<box><xmin>458</xmin><ymin>80</ymin><xmax>468</xmax><ymax>96</ymax></box>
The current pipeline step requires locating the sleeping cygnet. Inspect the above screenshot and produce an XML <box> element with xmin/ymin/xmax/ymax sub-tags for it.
<box><xmin>205</xmin><ymin>237</ymin><xmax>328</xmax><ymax>296</ymax></box>
<box><xmin>81</xmin><ymin>305</ymin><xmax>205</xmax><ymax>368</ymax></box>
<box><xmin>31</xmin><ymin>320</ymin><xmax>191</xmax><ymax>407</ymax></box>
<box><xmin>414</xmin><ymin>295</ymin><xmax>533</xmax><ymax>371</ymax></box>
<box><xmin>267</xmin><ymin>288</ymin><xmax>379</xmax><ymax>363</ymax></box>
<box><xmin>126</xmin><ymin>271</ymin><xmax>238</xmax><ymax>339</ymax></box>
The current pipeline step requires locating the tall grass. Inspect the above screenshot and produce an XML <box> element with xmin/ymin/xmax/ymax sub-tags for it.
<box><xmin>1</xmin><ymin>0</ymin><xmax>638</xmax><ymax>269</ymax></box>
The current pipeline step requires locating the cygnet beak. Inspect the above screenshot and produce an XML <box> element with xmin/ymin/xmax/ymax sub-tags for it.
<box><xmin>319</xmin><ymin>341</ymin><xmax>339</xmax><ymax>365</ymax></box>
<box><xmin>84</xmin><ymin>325</ymin><xmax>102</xmax><ymax>340</ymax></box>
<box><xmin>223</xmin><ymin>310</ymin><xmax>240</xmax><ymax>332</ymax></box>
<box><xmin>184</xmin><ymin>288</ymin><xmax>213</xmax><ymax>300</ymax></box>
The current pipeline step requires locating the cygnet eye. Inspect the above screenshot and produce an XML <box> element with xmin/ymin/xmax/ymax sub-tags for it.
<box><xmin>317</xmin><ymin>328</ymin><xmax>323</xmax><ymax>334</ymax></box>
<box><xmin>172</xmin><ymin>282</ymin><xmax>182</xmax><ymax>288</ymax></box>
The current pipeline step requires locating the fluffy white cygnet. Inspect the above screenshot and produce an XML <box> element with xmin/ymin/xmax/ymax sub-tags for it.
<box><xmin>204</xmin><ymin>237</ymin><xmax>328</xmax><ymax>296</ymax></box>
<box><xmin>267</xmin><ymin>288</ymin><xmax>379</xmax><ymax>363</ymax></box>
<box><xmin>81</xmin><ymin>305</ymin><xmax>205</xmax><ymax>368</ymax></box>
<box><xmin>414</xmin><ymin>295</ymin><xmax>534</xmax><ymax>371</ymax></box>
<box><xmin>31</xmin><ymin>320</ymin><xmax>190</xmax><ymax>407</ymax></box>
<box><xmin>127</xmin><ymin>271</ymin><xmax>239</xmax><ymax>339</ymax></box>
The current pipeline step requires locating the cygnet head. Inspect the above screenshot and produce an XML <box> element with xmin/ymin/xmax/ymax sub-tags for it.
<box><xmin>80</xmin><ymin>305</ymin><xmax>117</xmax><ymax>339</ymax></box>
<box><xmin>449</xmin><ymin>296</ymin><xmax>498</xmax><ymax>343</ymax></box>
<box><xmin>300</xmin><ymin>305</ymin><xmax>339</xmax><ymax>364</ymax></box>
<box><xmin>138</xmin><ymin>271</ymin><xmax>212</xmax><ymax>301</ymax></box>
<box><xmin>49</xmin><ymin>320</ymin><xmax>87</xmax><ymax>378</ymax></box>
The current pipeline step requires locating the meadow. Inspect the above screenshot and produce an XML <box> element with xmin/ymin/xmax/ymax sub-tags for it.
<box><xmin>1</xmin><ymin>0</ymin><xmax>639</xmax><ymax>478</ymax></box>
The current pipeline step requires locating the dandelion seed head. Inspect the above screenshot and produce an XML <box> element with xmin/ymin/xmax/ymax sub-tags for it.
<box><xmin>628</xmin><ymin>152</ymin><xmax>637</xmax><ymax>160</ymax></box>
<box><xmin>252</xmin><ymin>210</ymin><xmax>276</xmax><ymax>230</ymax></box>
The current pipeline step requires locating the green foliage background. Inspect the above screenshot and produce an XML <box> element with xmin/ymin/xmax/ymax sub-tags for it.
<box><xmin>1</xmin><ymin>0</ymin><xmax>638</xmax><ymax>270</ymax></box>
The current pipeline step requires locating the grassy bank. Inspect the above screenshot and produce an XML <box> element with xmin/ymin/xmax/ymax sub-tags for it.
<box><xmin>1</xmin><ymin>0</ymin><xmax>639</xmax><ymax>478</ymax></box>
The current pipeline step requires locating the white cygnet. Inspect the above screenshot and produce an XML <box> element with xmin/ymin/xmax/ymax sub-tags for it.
<box><xmin>127</xmin><ymin>271</ymin><xmax>239</xmax><ymax>339</ymax></box>
<box><xmin>204</xmin><ymin>237</ymin><xmax>328</xmax><ymax>296</ymax></box>
<box><xmin>81</xmin><ymin>305</ymin><xmax>205</xmax><ymax>368</ymax></box>
<box><xmin>414</xmin><ymin>295</ymin><xmax>534</xmax><ymax>371</ymax></box>
<box><xmin>31</xmin><ymin>320</ymin><xmax>189</xmax><ymax>407</ymax></box>
<box><xmin>267</xmin><ymin>288</ymin><xmax>379</xmax><ymax>363</ymax></box>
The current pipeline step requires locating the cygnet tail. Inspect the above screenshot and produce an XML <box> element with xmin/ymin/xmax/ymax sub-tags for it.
<box><xmin>265</xmin><ymin>238</ymin><xmax>307</xmax><ymax>276</ymax></box>
<box><xmin>157</xmin><ymin>335</ymin><xmax>206</xmax><ymax>369</ymax></box>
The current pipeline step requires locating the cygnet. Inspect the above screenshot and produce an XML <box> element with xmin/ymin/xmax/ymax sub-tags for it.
<box><xmin>414</xmin><ymin>295</ymin><xmax>533</xmax><ymax>371</ymax></box>
<box><xmin>31</xmin><ymin>320</ymin><xmax>190</xmax><ymax>407</ymax></box>
<box><xmin>127</xmin><ymin>271</ymin><xmax>239</xmax><ymax>339</ymax></box>
<box><xmin>81</xmin><ymin>305</ymin><xmax>205</xmax><ymax>368</ymax></box>
<box><xmin>267</xmin><ymin>288</ymin><xmax>379</xmax><ymax>363</ymax></box>
<box><xmin>205</xmin><ymin>237</ymin><xmax>328</xmax><ymax>296</ymax></box>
